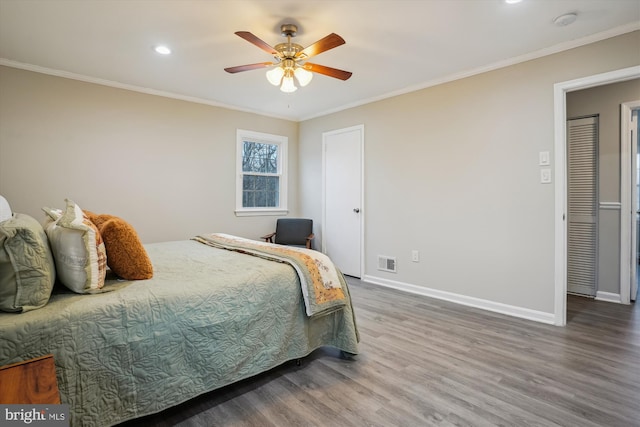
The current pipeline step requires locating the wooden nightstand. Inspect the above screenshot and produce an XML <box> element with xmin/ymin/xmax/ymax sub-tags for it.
<box><xmin>0</xmin><ymin>354</ymin><xmax>61</xmax><ymax>404</ymax></box>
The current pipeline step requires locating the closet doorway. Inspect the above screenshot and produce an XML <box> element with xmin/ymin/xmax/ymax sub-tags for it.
<box><xmin>553</xmin><ymin>66</ymin><xmax>640</xmax><ymax>326</ymax></box>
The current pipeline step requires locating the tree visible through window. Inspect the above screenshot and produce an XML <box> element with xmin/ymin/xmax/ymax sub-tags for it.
<box><xmin>236</xmin><ymin>130</ymin><xmax>288</xmax><ymax>215</ymax></box>
<box><xmin>242</xmin><ymin>141</ymin><xmax>279</xmax><ymax>207</ymax></box>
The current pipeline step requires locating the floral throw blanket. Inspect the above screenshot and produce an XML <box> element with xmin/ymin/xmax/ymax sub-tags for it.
<box><xmin>193</xmin><ymin>233</ymin><xmax>347</xmax><ymax>318</ymax></box>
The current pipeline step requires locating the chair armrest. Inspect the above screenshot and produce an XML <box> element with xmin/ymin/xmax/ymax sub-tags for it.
<box><xmin>305</xmin><ymin>233</ymin><xmax>315</xmax><ymax>249</ymax></box>
<box><xmin>262</xmin><ymin>232</ymin><xmax>276</xmax><ymax>243</ymax></box>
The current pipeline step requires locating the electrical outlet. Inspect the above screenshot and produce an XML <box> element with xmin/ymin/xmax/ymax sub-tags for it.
<box><xmin>412</xmin><ymin>250</ymin><xmax>419</xmax><ymax>262</ymax></box>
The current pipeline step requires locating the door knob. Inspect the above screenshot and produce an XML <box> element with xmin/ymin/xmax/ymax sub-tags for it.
<box><xmin>353</xmin><ymin>208</ymin><xmax>360</xmax><ymax>213</ymax></box>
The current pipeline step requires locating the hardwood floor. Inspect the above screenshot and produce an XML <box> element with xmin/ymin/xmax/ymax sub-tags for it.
<box><xmin>120</xmin><ymin>278</ymin><xmax>640</xmax><ymax>427</ymax></box>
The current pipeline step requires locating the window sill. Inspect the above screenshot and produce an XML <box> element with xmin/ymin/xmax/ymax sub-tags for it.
<box><xmin>235</xmin><ymin>209</ymin><xmax>289</xmax><ymax>217</ymax></box>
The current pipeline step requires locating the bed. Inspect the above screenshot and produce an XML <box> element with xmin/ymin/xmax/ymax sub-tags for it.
<box><xmin>0</xmin><ymin>235</ymin><xmax>359</xmax><ymax>427</ymax></box>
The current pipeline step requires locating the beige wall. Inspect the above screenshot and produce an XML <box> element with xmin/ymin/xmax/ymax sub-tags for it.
<box><xmin>1</xmin><ymin>31</ymin><xmax>639</xmax><ymax>319</ymax></box>
<box><xmin>299</xmin><ymin>31</ymin><xmax>640</xmax><ymax>314</ymax></box>
<box><xmin>0</xmin><ymin>66</ymin><xmax>299</xmax><ymax>243</ymax></box>
<box><xmin>567</xmin><ymin>79</ymin><xmax>640</xmax><ymax>295</ymax></box>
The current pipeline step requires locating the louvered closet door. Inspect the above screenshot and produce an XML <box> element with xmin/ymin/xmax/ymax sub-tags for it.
<box><xmin>567</xmin><ymin>116</ymin><xmax>598</xmax><ymax>296</ymax></box>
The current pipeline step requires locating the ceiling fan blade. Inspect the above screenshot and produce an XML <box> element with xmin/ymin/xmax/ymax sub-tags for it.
<box><xmin>235</xmin><ymin>31</ymin><xmax>278</xmax><ymax>55</ymax></box>
<box><xmin>296</xmin><ymin>33</ymin><xmax>345</xmax><ymax>59</ymax></box>
<box><xmin>304</xmin><ymin>63</ymin><xmax>352</xmax><ymax>81</ymax></box>
<box><xmin>224</xmin><ymin>62</ymin><xmax>274</xmax><ymax>73</ymax></box>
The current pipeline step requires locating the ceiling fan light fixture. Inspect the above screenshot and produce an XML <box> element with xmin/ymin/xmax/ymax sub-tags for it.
<box><xmin>280</xmin><ymin>74</ymin><xmax>298</xmax><ymax>93</ymax></box>
<box><xmin>266</xmin><ymin>66</ymin><xmax>284</xmax><ymax>85</ymax></box>
<box><xmin>294</xmin><ymin>67</ymin><xmax>313</xmax><ymax>87</ymax></box>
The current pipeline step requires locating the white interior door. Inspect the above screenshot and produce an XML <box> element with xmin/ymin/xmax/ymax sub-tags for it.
<box><xmin>322</xmin><ymin>125</ymin><xmax>363</xmax><ymax>277</ymax></box>
<box><xmin>567</xmin><ymin>116</ymin><xmax>598</xmax><ymax>296</ymax></box>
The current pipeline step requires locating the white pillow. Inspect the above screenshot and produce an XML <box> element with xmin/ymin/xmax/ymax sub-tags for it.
<box><xmin>43</xmin><ymin>199</ymin><xmax>107</xmax><ymax>293</ymax></box>
<box><xmin>0</xmin><ymin>195</ymin><xmax>11</xmax><ymax>223</ymax></box>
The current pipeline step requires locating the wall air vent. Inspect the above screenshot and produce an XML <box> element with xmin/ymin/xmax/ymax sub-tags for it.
<box><xmin>378</xmin><ymin>255</ymin><xmax>397</xmax><ymax>273</ymax></box>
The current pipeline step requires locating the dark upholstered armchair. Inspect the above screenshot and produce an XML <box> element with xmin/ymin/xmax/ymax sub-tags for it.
<box><xmin>262</xmin><ymin>218</ymin><xmax>314</xmax><ymax>249</ymax></box>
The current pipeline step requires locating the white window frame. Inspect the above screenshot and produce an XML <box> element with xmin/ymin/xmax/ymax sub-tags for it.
<box><xmin>235</xmin><ymin>129</ymin><xmax>288</xmax><ymax>216</ymax></box>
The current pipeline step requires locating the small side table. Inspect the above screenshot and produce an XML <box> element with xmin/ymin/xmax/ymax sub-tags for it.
<box><xmin>0</xmin><ymin>354</ymin><xmax>61</xmax><ymax>404</ymax></box>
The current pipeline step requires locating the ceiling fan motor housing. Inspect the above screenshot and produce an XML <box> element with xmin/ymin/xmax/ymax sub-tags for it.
<box><xmin>275</xmin><ymin>24</ymin><xmax>303</xmax><ymax>59</ymax></box>
<box><xmin>274</xmin><ymin>43</ymin><xmax>303</xmax><ymax>59</ymax></box>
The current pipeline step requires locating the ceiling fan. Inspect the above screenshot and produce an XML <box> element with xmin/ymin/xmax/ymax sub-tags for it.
<box><xmin>224</xmin><ymin>24</ymin><xmax>352</xmax><ymax>92</ymax></box>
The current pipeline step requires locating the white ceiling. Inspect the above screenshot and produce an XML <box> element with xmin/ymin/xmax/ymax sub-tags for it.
<box><xmin>1</xmin><ymin>0</ymin><xmax>638</xmax><ymax>121</ymax></box>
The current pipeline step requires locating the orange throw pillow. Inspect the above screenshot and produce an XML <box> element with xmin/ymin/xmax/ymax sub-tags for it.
<box><xmin>83</xmin><ymin>210</ymin><xmax>99</xmax><ymax>226</ymax></box>
<box><xmin>87</xmin><ymin>213</ymin><xmax>153</xmax><ymax>280</ymax></box>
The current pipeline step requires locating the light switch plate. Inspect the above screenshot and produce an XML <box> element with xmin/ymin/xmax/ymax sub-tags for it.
<box><xmin>540</xmin><ymin>168</ymin><xmax>552</xmax><ymax>184</ymax></box>
<box><xmin>539</xmin><ymin>151</ymin><xmax>550</xmax><ymax>166</ymax></box>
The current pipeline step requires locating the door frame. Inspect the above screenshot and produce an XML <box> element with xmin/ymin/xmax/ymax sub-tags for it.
<box><xmin>321</xmin><ymin>124</ymin><xmax>365</xmax><ymax>277</ymax></box>
<box><xmin>621</xmin><ymin>101</ymin><xmax>640</xmax><ymax>304</ymax></box>
<box><xmin>554</xmin><ymin>65</ymin><xmax>640</xmax><ymax>326</ymax></box>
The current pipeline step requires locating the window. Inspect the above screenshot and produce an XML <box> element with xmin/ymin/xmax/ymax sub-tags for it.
<box><xmin>236</xmin><ymin>129</ymin><xmax>288</xmax><ymax>216</ymax></box>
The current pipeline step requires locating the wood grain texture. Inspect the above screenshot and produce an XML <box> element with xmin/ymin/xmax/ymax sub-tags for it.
<box><xmin>0</xmin><ymin>354</ymin><xmax>60</xmax><ymax>404</ymax></box>
<box><xmin>118</xmin><ymin>279</ymin><xmax>640</xmax><ymax>426</ymax></box>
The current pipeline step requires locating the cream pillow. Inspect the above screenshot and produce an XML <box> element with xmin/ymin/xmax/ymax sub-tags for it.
<box><xmin>43</xmin><ymin>199</ymin><xmax>107</xmax><ymax>293</ymax></box>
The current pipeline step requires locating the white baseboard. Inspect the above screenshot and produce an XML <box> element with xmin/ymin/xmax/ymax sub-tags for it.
<box><xmin>362</xmin><ymin>274</ymin><xmax>556</xmax><ymax>325</ymax></box>
<box><xmin>595</xmin><ymin>291</ymin><xmax>622</xmax><ymax>303</ymax></box>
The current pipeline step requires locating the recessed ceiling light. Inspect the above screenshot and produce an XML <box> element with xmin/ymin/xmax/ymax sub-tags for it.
<box><xmin>505</xmin><ymin>0</ymin><xmax>523</xmax><ymax>4</ymax></box>
<box><xmin>154</xmin><ymin>45</ymin><xmax>171</xmax><ymax>55</ymax></box>
<box><xmin>553</xmin><ymin>13</ymin><xmax>577</xmax><ymax>27</ymax></box>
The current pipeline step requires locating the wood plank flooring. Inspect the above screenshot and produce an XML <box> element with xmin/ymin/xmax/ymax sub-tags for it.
<box><xmin>119</xmin><ymin>278</ymin><xmax>640</xmax><ymax>427</ymax></box>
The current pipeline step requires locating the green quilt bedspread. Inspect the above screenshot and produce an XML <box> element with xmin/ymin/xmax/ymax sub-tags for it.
<box><xmin>0</xmin><ymin>239</ymin><xmax>359</xmax><ymax>426</ymax></box>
